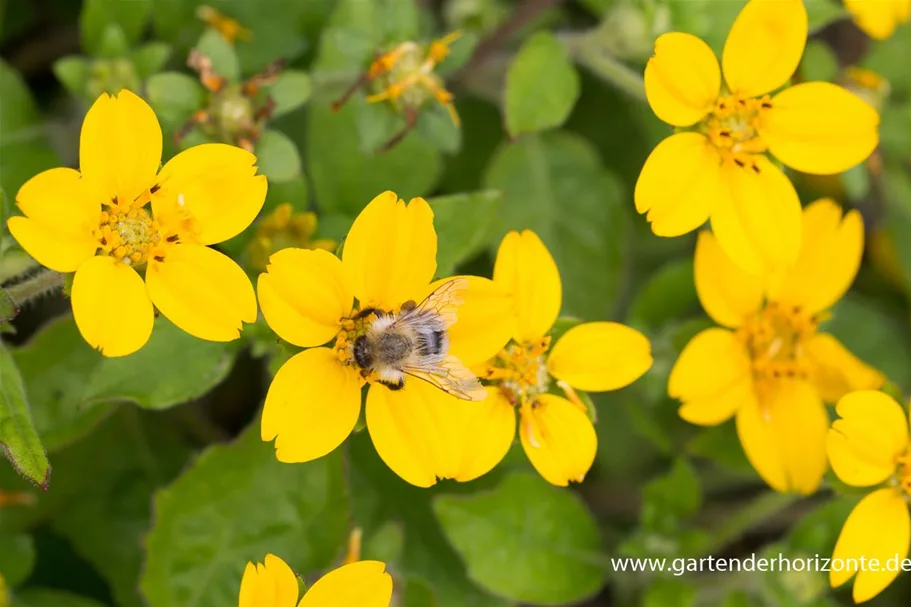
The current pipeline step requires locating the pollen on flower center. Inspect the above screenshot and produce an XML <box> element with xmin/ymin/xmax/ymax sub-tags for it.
<box><xmin>739</xmin><ymin>302</ymin><xmax>818</xmax><ymax>385</ymax></box>
<box><xmin>702</xmin><ymin>94</ymin><xmax>771</xmax><ymax>159</ymax></box>
<box><xmin>95</xmin><ymin>205</ymin><xmax>161</xmax><ymax>264</ymax></box>
<box><xmin>485</xmin><ymin>337</ymin><xmax>551</xmax><ymax>404</ymax></box>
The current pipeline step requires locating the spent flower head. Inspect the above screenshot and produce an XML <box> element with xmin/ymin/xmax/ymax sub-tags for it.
<box><xmin>669</xmin><ymin>199</ymin><xmax>883</xmax><ymax>494</ymax></box>
<box><xmin>7</xmin><ymin>89</ymin><xmax>266</xmax><ymax>356</ymax></box>
<box><xmin>257</xmin><ymin>191</ymin><xmax>513</xmax><ymax>487</ymax></box>
<box><xmin>845</xmin><ymin>0</ymin><xmax>910</xmax><ymax>40</ymax></box>
<box><xmin>637</xmin><ymin>0</ymin><xmax>880</xmax><ymax>275</ymax></box>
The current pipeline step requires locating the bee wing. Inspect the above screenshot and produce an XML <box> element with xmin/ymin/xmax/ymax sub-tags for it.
<box><xmin>402</xmin><ymin>355</ymin><xmax>486</xmax><ymax>402</ymax></box>
<box><xmin>397</xmin><ymin>278</ymin><xmax>467</xmax><ymax>329</ymax></box>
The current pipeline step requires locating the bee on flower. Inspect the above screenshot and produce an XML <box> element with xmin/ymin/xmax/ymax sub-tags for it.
<box><xmin>827</xmin><ymin>390</ymin><xmax>911</xmax><ymax>603</ymax></box>
<box><xmin>257</xmin><ymin>191</ymin><xmax>514</xmax><ymax>487</ymax></box>
<box><xmin>332</xmin><ymin>32</ymin><xmax>462</xmax><ymax>151</ymax></box>
<box><xmin>6</xmin><ymin>89</ymin><xmax>266</xmax><ymax>357</ymax></box>
<box><xmin>471</xmin><ymin>230</ymin><xmax>653</xmax><ymax>486</ymax></box>
<box><xmin>239</xmin><ymin>553</ymin><xmax>392</xmax><ymax>607</ymax></box>
<box><xmin>669</xmin><ymin>199</ymin><xmax>883</xmax><ymax>494</ymax></box>
<box><xmin>845</xmin><ymin>0</ymin><xmax>910</xmax><ymax>40</ymax></box>
<box><xmin>637</xmin><ymin>0</ymin><xmax>879</xmax><ymax>274</ymax></box>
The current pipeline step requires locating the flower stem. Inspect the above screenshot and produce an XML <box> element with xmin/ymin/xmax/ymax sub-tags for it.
<box><xmin>561</xmin><ymin>32</ymin><xmax>647</xmax><ymax>102</ymax></box>
<box><xmin>2</xmin><ymin>269</ymin><xmax>65</xmax><ymax>321</ymax></box>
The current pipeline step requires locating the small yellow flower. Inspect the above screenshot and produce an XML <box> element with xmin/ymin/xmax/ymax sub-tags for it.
<box><xmin>7</xmin><ymin>89</ymin><xmax>266</xmax><ymax>356</ymax></box>
<box><xmin>470</xmin><ymin>230</ymin><xmax>653</xmax><ymax>487</ymax></box>
<box><xmin>239</xmin><ymin>554</ymin><xmax>392</xmax><ymax>607</ymax></box>
<box><xmin>845</xmin><ymin>0</ymin><xmax>910</xmax><ymax>40</ymax></box>
<box><xmin>637</xmin><ymin>0</ymin><xmax>880</xmax><ymax>274</ymax></box>
<box><xmin>669</xmin><ymin>199</ymin><xmax>884</xmax><ymax>494</ymax></box>
<box><xmin>257</xmin><ymin>191</ymin><xmax>514</xmax><ymax>487</ymax></box>
<box><xmin>248</xmin><ymin>203</ymin><xmax>336</xmax><ymax>271</ymax></box>
<box><xmin>197</xmin><ymin>5</ymin><xmax>252</xmax><ymax>44</ymax></box>
<box><xmin>827</xmin><ymin>390</ymin><xmax>911</xmax><ymax>603</ymax></box>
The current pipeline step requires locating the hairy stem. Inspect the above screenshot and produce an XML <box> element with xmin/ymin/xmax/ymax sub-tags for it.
<box><xmin>562</xmin><ymin>32</ymin><xmax>646</xmax><ymax>102</ymax></box>
<box><xmin>3</xmin><ymin>269</ymin><xmax>65</xmax><ymax>318</ymax></box>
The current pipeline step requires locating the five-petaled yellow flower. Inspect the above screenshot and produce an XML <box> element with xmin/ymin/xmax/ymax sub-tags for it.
<box><xmin>845</xmin><ymin>0</ymin><xmax>910</xmax><ymax>40</ymax></box>
<box><xmin>637</xmin><ymin>0</ymin><xmax>879</xmax><ymax>274</ymax></box>
<box><xmin>669</xmin><ymin>199</ymin><xmax>883</xmax><ymax>494</ymax></box>
<box><xmin>472</xmin><ymin>230</ymin><xmax>653</xmax><ymax>486</ymax></box>
<box><xmin>240</xmin><ymin>554</ymin><xmax>392</xmax><ymax>607</ymax></box>
<box><xmin>7</xmin><ymin>89</ymin><xmax>266</xmax><ymax>356</ymax></box>
<box><xmin>257</xmin><ymin>191</ymin><xmax>513</xmax><ymax>487</ymax></box>
<box><xmin>828</xmin><ymin>390</ymin><xmax>911</xmax><ymax>603</ymax></box>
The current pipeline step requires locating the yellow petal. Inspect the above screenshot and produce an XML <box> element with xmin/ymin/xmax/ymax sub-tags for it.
<box><xmin>694</xmin><ymin>230</ymin><xmax>763</xmax><ymax>328</ymax></box>
<box><xmin>845</xmin><ymin>0</ymin><xmax>911</xmax><ymax>40</ymax></box>
<box><xmin>79</xmin><ymin>89</ymin><xmax>162</xmax><ymax>205</ymax></box>
<box><xmin>71</xmin><ymin>256</ymin><xmax>153</xmax><ymax>357</ymax></box>
<box><xmin>644</xmin><ymin>32</ymin><xmax>721</xmax><ymax>127</ymax></box>
<box><xmin>298</xmin><ymin>561</ymin><xmax>393</xmax><ymax>607</ymax></box>
<box><xmin>520</xmin><ymin>394</ymin><xmax>596</xmax><ymax>487</ymax></box>
<box><xmin>760</xmin><ymin>82</ymin><xmax>880</xmax><ymax>175</ymax></box>
<box><xmin>828</xmin><ymin>390</ymin><xmax>908</xmax><ymax>487</ymax></box>
<box><xmin>710</xmin><ymin>156</ymin><xmax>802</xmax><ymax>276</ymax></box>
<box><xmin>806</xmin><ymin>333</ymin><xmax>884</xmax><ymax>403</ymax></box>
<box><xmin>154</xmin><ymin>143</ymin><xmax>267</xmax><ymax>245</ymax></box>
<box><xmin>7</xmin><ymin>217</ymin><xmax>97</xmax><ymax>273</ymax></box>
<box><xmin>547</xmin><ymin>322</ymin><xmax>652</xmax><ymax>392</ymax></box>
<box><xmin>430</xmin><ymin>275</ymin><xmax>515</xmax><ymax>368</ymax></box>
<box><xmin>721</xmin><ymin>0</ymin><xmax>807</xmax><ymax>97</ymax></box>
<box><xmin>258</xmin><ymin>248</ymin><xmax>352</xmax><ymax>348</ymax></box>
<box><xmin>455</xmin><ymin>388</ymin><xmax>517</xmax><ymax>482</ymax></box>
<box><xmin>146</xmin><ymin>244</ymin><xmax>256</xmax><ymax>342</ymax></box>
<box><xmin>767</xmin><ymin>199</ymin><xmax>864</xmax><ymax>315</ymax></box>
<box><xmin>492</xmin><ymin>230</ymin><xmax>561</xmax><ymax>343</ymax></box>
<box><xmin>830</xmin><ymin>488</ymin><xmax>911</xmax><ymax>603</ymax></box>
<box><xmin>238</xmin><ymin>562</ymin><xmax>258</xmax><ymax>607</ymax></box>
<box><xmin>262</xmin><ymin>348</ymin><xmax>362</xmax><ymax>463</ymax></box>
<box><xmin>669</xmin><ymin>328</ymin><xmax>754</xmax><ymax>425</ymax></box>
<box><xmin>239</xmin><ymin>555</ymin><xmax>298</xmax><ymax>607</ymax></box>
<box><xmin>736</xmin><ymin>380</ymin><xmax>827</xmax><ymax>494</ymax></box>
<box><xmin>634</xmin><ymin>133</ymin><xmax>722</xmax><ymax>237</ymax></box>
<box><xmin>342</xmin><ymin>192</ymin><xmax>436</xmax><ymax>311</ymax></box>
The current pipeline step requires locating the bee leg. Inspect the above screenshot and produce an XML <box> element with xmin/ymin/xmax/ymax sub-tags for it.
<box><xmin>379</xmin><ymin>378</ymin><xmax>405</xmax><ymax>391</ymax></box>
<box><xmin>399</xmin><ymin>300</ymin><xmax>416</xmax><ymax>313</ymax></box>
<box><xmin>353</xmin><ymin>307</ymin><xmax>382</xmax><ymax>320</ymax></box>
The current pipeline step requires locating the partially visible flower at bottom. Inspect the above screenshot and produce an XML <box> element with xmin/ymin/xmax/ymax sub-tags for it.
<box><xmin>828</xmin><ymin>390</ymin><xmax>911</xmax><ymax>604</ymax></box>
<box><xmin>844</xmin><ymin>0</ymin><xmax>910</xmax><ymax>40</ymax></box>
<box><xmin>247</xmin><ymin>203</ymin><xmax>336</xmax><ymax>271</ymax></box>
<box><xmin>239</xmin><ymin>554</ymin><xmax>392</xmax><ymax>607</ymax></box>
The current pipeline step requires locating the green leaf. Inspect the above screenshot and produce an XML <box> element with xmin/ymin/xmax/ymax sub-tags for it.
<box><xmin>415</xmin><ymin>107</ymin><xmax>462</xmax><ymax>154</ymax></box>
<box><xmin>11</xmin><ymin>589</ymin><xmax>107</xmax><ymax>607</ymax></box>
<box><xmin>641</xmin><ymin>458</ymin><xmax>702</xmax><ymax>529</ymax></box>
<box><xmin>862</xmin><ymin>22</ymin><xmax>911</xmax><ymax>96</ymax></box>
<box><xmin>80</xmin><ymin>0</ymin><xmax>151</xmax><ymax>55</ymax></box>
<box><xmin>255</xmin><ymin>130</ymin><xmax>302</xmax><ymax>182</ymax></box>
<box><xmin>195</xmin><ymin>28</ymin><xmax>240</xmax><ymax>82</ymax></box>
<box><xmin>12</xmin><ymin>315</ymin><xmax>237</xmax><ymax>451</ymax></box>
<box><xmin>429</xmin><ymin>191</ymin><xmax>502</xmax><ymax>277</ymax></box>
<box><xmin>53</xmin><ymin>56</ymin><xmax>91</xmax><ymax>98</ymax></box>
<box><xmin>627</xmin><ymin>258</ymin><xmax>698</xmax><ymax>328</ymax></box>
<box><xmin>433</xmin><ymin>473</ymin><xmax>604</xmax><ymax>605</ymax></box>
<box><xmin>0</xmin><ymin>533</ymin><xmax>35</xmax><ymax>587</ymax></box>
<box><xmin>141</xmin><ymin>424</ymin><xmax>349</xmax><ymax>607</ymax></box>
<box><xmin>268</xmin><ymin>70</ymin><xmax>313</xmax><ymax>118</ymax></box>
<box><xmin>785</xmin><ymin>496</ymin><xmax>855</xmax><ymax>557</ymax></box>
<box><xmin>505</xmin><ymin>32</ymin><xmax>580</xmax><ymax>137</ymax></box>
<box><xmin>483</xmin><ymin>131</ymin><xmax>629</xmax><ymax>320</ymax></box>
<box><xmin>132</xmin><ymin>42</ymin><xmax>171</xmax><ymax>79</ymax></box>
<box><xmin>145</xmin><ymin>71</ymin><xmax>205</xmax><ymax>129</ymax></box>
<box><xmin>805</xmin><ymin>0</ymin><xmax>847</xmax><ymax>32</ymax></box>
<box><xmin>96</xmin><ymin>24</ymin><xmax>131</xmax><ymax>59</ymax></box>
<box><xmin>799</xmin><ymin>40</ymin><xmax>839</xmax><ymax>83</ymax></box>
<box><xmin>0</xmin><ymin>341</ymin><xmax>49</xmax><ymax>488</ymax></box>
<box><xmin>687</xmin><ymin>422</ymin><xmax>753</xmax><ymax>476</ymax></box>
<box><xmin>402</xmin><ymin>577</ymin><xmax>438</xmax><ymax>607</ymax></box>
<box><xmin>643</xmin><ymin>578</ymin><xmax>697</xmax><ymax>607</ymax></box>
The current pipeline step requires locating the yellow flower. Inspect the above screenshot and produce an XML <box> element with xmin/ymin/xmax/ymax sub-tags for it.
<box><xmin>669</xmin><ymin>199</ymin><xmax>883</xmax><ymax>494</ymax></box>
<box><xmin>239</xmin><ymin>554</ymin><xmax>392</xmax><ymax>607</ymax></box>
<box><xmin>248</xmin><ymin>203</ymin><xmax>337</xmax><ymax>271</ymax></box>
<box><xmin>471</xmin><ymin>230</ymin><xmax>653</xmax><ymax>486</ymax></box>
<box><xmin>257</xmin><ymin>191</ymin><xmax>513</xmax><ymax>487</ymax></box>
<box><xmin>637</xmin><ymin>0</ymin><xmax>880</xmax><ymax>274</ymax></box>
<box><xmin>197</xmin><ymin>5</ymin><xmax>252</xmax><ymax>44</ymax></box>
<box><xmin>7</xmin><ymin>89</ymin><xmax>266</xmax><ymax>356</ymax></box>
<box><xmin>845</xmin><ymin>0</ymin><xmax>910</xmax><ymax>40</ymax></box>
<box><xmin>827</xmin><ymin>390</ymin><xmax>911</xmax><ymax>603</ymax></box>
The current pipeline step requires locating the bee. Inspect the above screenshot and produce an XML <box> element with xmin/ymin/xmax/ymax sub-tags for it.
<box><xmin>351</xmin><ymin>278</ymin><xmax>486</xmax><ymax>401</ymax></box>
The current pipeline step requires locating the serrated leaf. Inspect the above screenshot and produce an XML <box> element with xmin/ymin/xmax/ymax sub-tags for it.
<box><xmin>145</xmin><ymin>71</ymin><xmax>205</xmax><ymax>129</ymax></box>
<box><xmin>80</xmin><ymin>0</ymin><xmax>151</xmax><ymax>55</ymax></box>
<box><xmin>505</xmin><ymin>32</ymin><xmax>580</xmax><ymax>137</ymax></box>
<box><xmin>12</xmin><ymin>315</ymin><xmax>236</xmax><ymax>451</ymax></box>
<box><xmin>0</xmin><ymin>534</ymin><xmax>35</xmax><ymax>587</ymax></box>
<box><xmin>429</xmin><ymin>191</ymin><xmax>502</xmax><ymax>277</ymax></box>
<box><xmin>0</xmin><ymin>341</ymin><xmax>49</xmax><ymax>488</ymax></box>
<box><xmin>195</xmin><ymin>28</ymin><xmax>240</xmax><ymax>82</ymax></box>
<box><xmin>132</xmin><ymin>42</ymin><xmax>171</xmax><ymax>79</ymax></box>
<box><xmin>11</xmin><ymin>589</ymin><xmax>107</xmax><ymax>607</ymax></box>
<box><xmin>53</xmin><ymin>56</ymin><xmax>91</xmax><ymax>98</ymax></box>
<box><xmin>255</xmin><ymin>130</ymin><xmax>302</xmax><ymax>182</ymax></box>
<box><xmin>268</xmin><ymin>70</ymin><xmax>313</xmax><ymax>118</ymax></box>
<box><xmin>141</xmin><ymin>424</ymin><xmax>349</xmax><ymax>607</ymax></box>
<box><xmin>433</xmin><ymin>473</ymin><xmax>604</xmax><ymax>605</ymax></box>
<box><xmin>483</xmin><ymin>131</ymin><xmax>629</xmax><ymax>320</ymax></box>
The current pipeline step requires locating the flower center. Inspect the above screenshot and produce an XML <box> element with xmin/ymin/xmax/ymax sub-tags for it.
<box><xmin>896</xmin><ymin>452</ymin><xmax>911</xmax><ymax>497</ymax></box>
<box><xmin>738</xmin><ymin>302</ymin><xmax>818</xmax><ymax>386</ymax></box>
<box><xmin>96</xmin><ymin>206</ymin><xmax>161</xmax><ymax>264</ymax></box>
<box><xmin>702</xmin><ymin>94</ymin><xmax>771</xmax><ymax>163</ymax></box>
<box><xmin>483</xmin><ymin>337</ymin><xmax>551</xmax><ymax>405</ymax></box>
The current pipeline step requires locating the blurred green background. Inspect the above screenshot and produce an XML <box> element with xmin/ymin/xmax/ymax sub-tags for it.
<box><xmin>1</xmin><ymin>0</ymin><xmax>911</xmax><ymax>606</ymax></box>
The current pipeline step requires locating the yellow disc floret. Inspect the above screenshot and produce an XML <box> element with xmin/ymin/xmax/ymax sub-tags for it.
<box><xmin>738</xmin><ymin>301</ymin><xmax>818</xmax><ymax>391</ymax></box>
<box><xmin>95</xmin><ymin>204</ymin><xmax>162</xmax><ymax>264</ymax></box>
<box><xmin>702</xmin><ymin>93</ymin><xmax>771</xmax><ymax>167</ymax></box>
<box><xmin>484</xmin><ymin>337</ymin><xmax>552</xmax><ymax>404</ymax></box>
